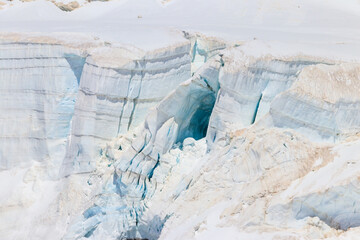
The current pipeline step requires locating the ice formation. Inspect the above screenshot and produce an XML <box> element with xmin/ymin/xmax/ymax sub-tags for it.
<box><xmin>61</xmin><ymin>41</ymin><xmax>192</xmax><ymax>175</ymax></box>
<box><xmin>0</xmin><ymin>40</ymin><xmax>84</xmax><ymax>171</ymax></box>
<box><xmin>1</xmin><ymin>0</ymin><xmax>360</xmax><ymax>240</ymax></box>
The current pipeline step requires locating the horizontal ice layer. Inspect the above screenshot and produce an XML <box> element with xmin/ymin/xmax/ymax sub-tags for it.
<box><xmin>206</xmin><ymin>48</ymin><xmax>322</xmax><ymax>149</ymax></box>
<box><xmin>60</xmin><ymin>41</ymin><xmax>192</xmax><ymax>175</ymax></box>
<box><xmin>265</xmin><ymin>63</ymin><xmax>360</xmax><ymax>142</ymax></box>
<box><xmin>0</xmin><ymin>42</ymin><xmax>85</xmax><ymax>171</ymax></box>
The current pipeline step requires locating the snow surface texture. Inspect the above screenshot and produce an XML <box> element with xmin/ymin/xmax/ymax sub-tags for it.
<box><xmin>1</xmin><ymin>0</ymin><xmax>360</xmax><ymax>240</ymax></box>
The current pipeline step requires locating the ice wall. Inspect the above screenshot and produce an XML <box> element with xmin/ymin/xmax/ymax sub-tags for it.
<box><xmin>0</xmin><ymin>34</ymin><xmax>195</xmax><ymax>176</ymax></box>
<box><xmin>60</xmin><ymin>42</ymin><xmax>192</xmax><ymax>175</ymax></box>
<box><xmin>205</xmin><ymin>49</ymin><xmax>360</xmax><ymax>148</ymax></box>
<box><xmin>206</xmin><ymin>49</ymin><xmax>321</xmax><ymax>149</ymax></box>
<box><xmin>0</xmin><ymin>42</ymin><xmax>84</xmax><ymax>172</ymax></box>
<box><xmin>265</xmin><ymin>63</ymin><xmax>360</xmax><ymax>142</ymax></box>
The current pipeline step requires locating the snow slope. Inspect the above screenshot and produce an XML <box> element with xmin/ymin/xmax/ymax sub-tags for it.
<box><xmin>0</xmin><ymin>0</ymin><xmax>360</xmax><ymax>59</ymax></box>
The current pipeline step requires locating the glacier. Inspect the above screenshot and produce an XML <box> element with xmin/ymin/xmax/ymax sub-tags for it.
<box><xmin>1</xmin><ymin>0</ymin><xmax>360</xmax><ymax>240</ymax></box>
<box><xmin>2</xmin><ymin>31</ymin><xmax>360</xmax><ymax>240</ymax></box>
<box><xmin>59</xmin><ymin>45</ymin><xmax>360</xmax><ymax>239</ymax></box>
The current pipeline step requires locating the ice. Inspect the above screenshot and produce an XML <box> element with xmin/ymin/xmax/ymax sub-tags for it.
<box><xmin>60</xmin><ymin>41</ymin><xmax>192</xmax><ymax>175</ymax></box>
<box><xmin>0</xmin><ymin>42</ymin><xmax>82</xmax><ymax>171</ymax></box>
<box><xmin>265</xmin><ymin>63</ymin><xmax>360</xmax><ymax>142</ymax></box>
<box><xmin>1</xmin><ymin>0</ymin><xmax>360</xmax><ymax>239</ymax></box>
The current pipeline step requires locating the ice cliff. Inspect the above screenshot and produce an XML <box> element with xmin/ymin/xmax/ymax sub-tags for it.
<box><xmin>265</xmin><ymin>63</ymin><xmax>360</xmax><ymax>142</ymax></box>
<box><xmin>0</xmin><ymin>33</ymin><xmax>194</xmax><ymax>175</ymax></box>
<box><xmin>1</xmin><ymin>30</ymin><xmax>360</xmax><ymax>240</ymax></box>
<box><xmin>0</xmin><ymin>40</ymin><xmax>85</xmax><ymax>171</ymax></box>
<box><xmin>61</xmin><ymin>41</ymin><xmax>192</xmax><ymax>175</ymax></box>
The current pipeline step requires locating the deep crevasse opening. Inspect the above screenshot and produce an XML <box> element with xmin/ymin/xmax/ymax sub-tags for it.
<box><xmin>176</xmin><ymin>92</ymin><xmax>216</xmax><ymax>143</ymax></box>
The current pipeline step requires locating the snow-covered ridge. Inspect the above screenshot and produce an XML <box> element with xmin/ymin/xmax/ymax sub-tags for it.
<box><xmin>0</xmin><ymin>32</ymin><xmax>103</xmax><ymax>49</ymax></box>
<box><xmin>0</xmin><ymin>0</ymin><xmax>176</xmax><ymax>12</ymax></box>
<box><xmin>0</xmin><ymin>0</ymin><xmax>100</xmax><ymax>12</ymax></box>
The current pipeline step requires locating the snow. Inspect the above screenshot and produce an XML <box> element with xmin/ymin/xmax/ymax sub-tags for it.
<box><xmin>1</xmin><ymin>0</ymin><xmax>360</xmax><ymax>239</ymax></box>
<box><xmin>281</xmin><ymin>140</ymin><xmax>360</xmax><ymax>199</ymax></box>
<box><xmin>0</xmin><ymin>164</ymin><xmax>61</xmax><ymax>240</ymax></box>
<box><xmin>0</xmin><ymin>0</ymin><xmax>359</xmax><ymax>58</ymax></box>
